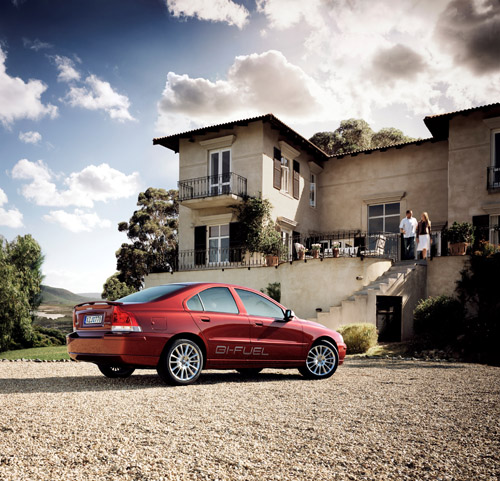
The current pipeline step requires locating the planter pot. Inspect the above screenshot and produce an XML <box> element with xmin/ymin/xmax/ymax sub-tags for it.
<box><xmin>265</xmin><ymin>255</ymin><xmax>279</xmax><ymax>267</ymax></box>
<box><xmin>449</xmin><ymin>242</ymin><xmax>468</xmax><ymax>256</ymax></box>
<box><xmin>298</xmin><ymin>251</ymin><xmax>305</xmax><ymax>260</ymax></box>
<box><xmin>312</xmin><ymin>250</ymin><xmax>319</xmax><ymax>258</ymax></box>
<box><xmin>332</xmin><ymin>248</ymin><xmax>340</xmax><ymax>258</ymax></box>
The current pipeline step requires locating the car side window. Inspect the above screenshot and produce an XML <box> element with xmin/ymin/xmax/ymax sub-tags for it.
<box><xmin>198</xmin><ymin>287</ymin><xmax>239</xmax><ymax>314</ymax></box>
<box><xmin>235</xmin><ymin>289</ymin><xmax>284</xmax><ymax>318</ymax></box>
<box><xmin>186</xmin><ymin>294</ymin><xmax>203</xmax><ymax>311</ymax></box>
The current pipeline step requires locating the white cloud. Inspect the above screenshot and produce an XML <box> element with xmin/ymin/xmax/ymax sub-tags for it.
<box><xmin>156</xmin><ymin>50</ymin><xmax>330</xmax><ymax>133</ymax></box>
<box><xmin>254</xmin><ymin>0</ymin><xmax>500</xmax><ymax>123</ymax></box>
<box><xmin>63</xmin><ymin>74</ymin><xmax>135</xmax><ymax>122</ymax></box>
<box><xmin>0</xmin><ymin>46</ymin><xmax>58</xmax><ymax>127</ymax></box>
<box><xmin>22</xmin><ymin>38</ymin><xmax>53</xmax><ymax>51</ymax></box>
<box><xmin>165</xmin><ymin>0</ymin><xmax>249</xmax><ymax>29</ymax></box>
<box><xmin>19</xmin><ymin>130</ymin><xmax>42</xmax><ymax>144</ymax></box>
<box><xmin>53</xmin><ymin>55</ymin><xmax>81</xmax><ymax>82</ymax></box>
<box><xmin>0</xmin><ymin>187</ymin><xmax>24</xmax><ymax>228</ymax></box>
<box><xmin>11</xmin><ymin>159</ymin><xmax>141</xmax><ymax>208</ymax></box>
<box><xmin>43</xmin><ymin>209</ymin><xmax>112</xmax><ymax>233</ymax></box>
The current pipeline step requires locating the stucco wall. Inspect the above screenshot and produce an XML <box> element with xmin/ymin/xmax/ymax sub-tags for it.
<box><xmin>318</xmin><ymin>141</ymin><xmax>449</xmax><ymax>232</ymax></box>
<box><xmin>427</xmin><ymin>255</ymin><xmax>469</xmax><ymax>298</ymax></box>
<box><xmin>448</xmin><ymin>110</ymin><xmax>500</xmax><ymax>223</ymax></box>
<box><xmin>145</xmin><ymin>257</ymin><xmax>392</xmax><ymax>320</ymax></box>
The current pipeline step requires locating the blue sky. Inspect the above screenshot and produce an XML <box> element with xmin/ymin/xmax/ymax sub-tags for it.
<box><xmin>1</xmin><ymin>0</ymin><xmax>499</xmax><ymax>293</ymax></box>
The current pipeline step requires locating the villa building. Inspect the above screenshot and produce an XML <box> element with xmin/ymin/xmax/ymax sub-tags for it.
<box><xmin>147</xmin><ymin>103</ymin><xmax>500</xmax><ymax>340</ymax></box>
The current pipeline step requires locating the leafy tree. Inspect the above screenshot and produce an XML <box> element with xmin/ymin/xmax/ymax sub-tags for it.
<box><xmin>309</xmin><ymin>119</ymin><xmax>416</xmax><ymax>155</ymax></box>
<box><xmin>371</xmin><ymin>127</ymin><xmax>414</xmax><ymax>148</ymax></box>
<box><xmin>309</xmin><ymin>132</ymin><xmax>335</xmax><ymax>155</ymax></box>
<box><xmin>110</xmin><ymin>188</ymin><xmax>179</xmax><ymax>292</ymax></box>
<box><xmin>231</xmin><ymin>195</ymin><xmax>275</xmax><ymax>254</ymax></box>
<box><xmin>332</xmin><ymin>118</ymin><xmax>374</xmax><ymax>154</ymax></box>
<box><xmin>0</xmin><ymin>235</ymin><xmax>44</xmax><ymax>351</ymax></box>
<box><xmin>102</xmin><ymin>273</ymin><xmax>137</xmax><ymax>301</ymax></box>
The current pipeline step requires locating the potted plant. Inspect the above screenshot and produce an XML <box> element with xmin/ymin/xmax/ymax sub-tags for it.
<box><xmin>260</xmin><ymin>223</ymin><xmax>282</xmax><ymax>266</ymax></box>
<box><xmin>332</xmin><ymin>242</ymin><xmax>340</xmax><ymax>258</ymax></box>
<box><xmin>294</xmin><ymin>242</ymin><xmax>306</xmax><ymax>260</ymax></box>
<box><xmin>445</xmin><ymin>222</ymin><xmax>475</xmax><ymax>256</ymax></box>
<box><xmin>311</xmin><ymin>243</ymin><xmax>321</xmax><ymax>258</ymax></box>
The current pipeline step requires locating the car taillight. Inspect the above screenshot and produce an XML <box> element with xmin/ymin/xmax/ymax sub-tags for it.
<box><xmin>112</xmin><ymin>306</ymin><xmax>142</xmax><ymax>332</ymax></box>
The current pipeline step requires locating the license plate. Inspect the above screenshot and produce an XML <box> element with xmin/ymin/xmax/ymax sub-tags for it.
<box><xmin>83</xmin><ymin>314</ymin><xmax>104</xmax><ymax>326</ymax></box>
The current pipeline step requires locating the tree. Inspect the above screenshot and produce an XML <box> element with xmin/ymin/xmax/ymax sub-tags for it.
<box><xmin>0</xmin><ymin>235</ymin><xmax>44</xmax><ymax>351</ymax></box>
<box><xmin>309</xmin><ymin>119</ymin><xmax>416</xmax><ymax>155</ymax></box>
<box><xmin>371</xmin><ymin>127</ymin><xmax>414</xmax><ymax>148</ymax></box>
<box><xmin>102</xmin><ymin>273</ymin><xmax>137</xmax><ymax>301</ymax></box>
<box><xmin>108</xmin><ymin>188</ymin><xmax>178</xmax><ymax>293</ymax></box>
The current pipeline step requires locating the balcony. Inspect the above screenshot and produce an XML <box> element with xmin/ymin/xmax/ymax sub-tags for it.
<box><xmin>169</xmin><ymin>232</ymin><xmax>402</xmax><ymax>272</ymax></box>
<box><xmin>178</xmin><ymin>172</ymin><xmax>247</xmax><ymax>208</ymax></box>
<box><xmin>488</xmin><ymin>166</ymin><xmax>500</xmax><ymax>191</ymax></box>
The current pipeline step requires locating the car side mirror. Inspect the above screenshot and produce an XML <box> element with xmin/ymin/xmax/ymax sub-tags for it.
<box><xmin>284</xmin><ymin>309</ymin><xmax>294</xmax><ymax>321</ymax></box>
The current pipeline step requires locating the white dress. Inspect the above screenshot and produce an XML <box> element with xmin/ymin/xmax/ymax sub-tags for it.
<box><xmin>417</xmin><ymin>234</ymin><xmax>430</xmax><ymax>251</ymax></box>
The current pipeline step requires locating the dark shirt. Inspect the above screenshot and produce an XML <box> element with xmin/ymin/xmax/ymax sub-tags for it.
<box><xmin>416</xmin><ymin>220</ymin><xmax>431</xmax><ymax>238</ymax></box>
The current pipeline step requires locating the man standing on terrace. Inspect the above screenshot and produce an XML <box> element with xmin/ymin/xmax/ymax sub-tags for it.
<box><xmin>400</xmin><ymin>210</ymin><xmax>418</xmax><ymax>260</ymax></box>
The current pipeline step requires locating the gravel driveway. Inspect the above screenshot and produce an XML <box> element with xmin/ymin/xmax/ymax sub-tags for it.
<box><xmin>0</xmin><ymin>359</ymin><xmax>498</xmax><ymax>481</ymax></box>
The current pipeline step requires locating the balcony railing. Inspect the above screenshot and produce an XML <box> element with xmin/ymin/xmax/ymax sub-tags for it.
<box><xmin>487</xmin><ymin>166</ymin><xmax>500</xmax><ymax>191</ymax></box>
<box><xmin>178</xmin><ymin>172</ymin><xmax>247</xmax><ymax>201</ymax></box>
<box><xmin>169</xmin><ymin>231</ymin><xmax>401</xmax><ymax>272</ymax></box>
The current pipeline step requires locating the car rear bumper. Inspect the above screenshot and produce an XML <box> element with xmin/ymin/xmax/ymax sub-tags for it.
<box><xmin>66</xmin><ymin>331</ymin><xmax>164</xmax><ymax>368</ymax></box>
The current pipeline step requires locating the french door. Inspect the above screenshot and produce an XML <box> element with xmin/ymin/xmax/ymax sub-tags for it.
<box><xmin>209</xmin><ymin>149</ymin><xmax>231</xmax><ymax>196</ymax></box>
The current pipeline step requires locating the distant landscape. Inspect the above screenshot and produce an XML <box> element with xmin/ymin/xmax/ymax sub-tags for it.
<box><xmin>35</xmin><ymin>285</ymin><xmax>102</xmax><ymax>334</ymax></box>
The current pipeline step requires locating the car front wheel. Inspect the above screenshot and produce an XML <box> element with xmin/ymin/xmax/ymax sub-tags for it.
<box><xmin>98</xmin><ymin>365</ymin><xmax>135</xmax><ymax>378</ymax></box>
<box><xmin>299</xmin><ymin>340</ymin><xmax>339</xmax><ymax>380</ymax></box>
<box><xmin>157</xmin><ymin>339</ymin><xmax>203</xmax><ymax>385</ymax></box>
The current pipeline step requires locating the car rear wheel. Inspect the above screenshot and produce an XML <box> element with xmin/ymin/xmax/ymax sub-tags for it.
<box><xmin>157</xmin><ymin>339</ymin><xmax>203</xmax><ymax>385</ymax></box>
<box><xmin>299</xmin><ymin>340</ymin><xmax>338</xmax><ymax>380</ymax></box>
<box><xmin>98</xmin><ymin>365</ymin><xmax>135</xmax><ymax>378</ymax></box>
<box><xmin>236</xmin><ymin>368</ymin><xmax>263</xmax><ymax>376</ymax></box>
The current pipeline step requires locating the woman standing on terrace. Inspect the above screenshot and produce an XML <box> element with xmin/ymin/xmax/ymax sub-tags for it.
<box><xmin>416</xmin><ymin>212</ymin><xmax>432</xmax><ymax>260</ymax></box>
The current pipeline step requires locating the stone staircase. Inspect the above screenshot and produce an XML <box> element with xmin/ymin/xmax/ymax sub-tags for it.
<box><xmin>311</xmin><ymin>260</ymin><xmax>426</xmax><ymax>332</ymax></box>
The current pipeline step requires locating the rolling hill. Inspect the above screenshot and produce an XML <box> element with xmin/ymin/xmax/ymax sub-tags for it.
<box><xmin>41</xmin><ymin>285</ymin><xmax>101</xmax><ymax>305</ymax></box>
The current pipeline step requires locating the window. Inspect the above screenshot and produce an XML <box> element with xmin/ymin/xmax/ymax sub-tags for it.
<box><xmin>119</xmin><ymin>284</ymin><xmax>187</xmax><ymax>303</ymax></box>
<box><xmin>309</xmin><ymin>173</ymin><xmax>316</xmax><ymax>207</ymax></box>
<box><xmin>368</xmin><ymin>203</ymin><xmax>400</xmax><ymax>233</ymax></box>
<box><xmin>493</xmin><ymin>131</ymin><xmax>500</xmax><ymax>167</ymax></box>
<box><xmin>186</xmin><ymin>294</ymin><xmax>203</xmax><ymax>311</ymax></box>
<box><xmin>209</xmin><ymin>148</ymin><xmax>231</xmax><ymax>195</ymax></box>
<box><xmin>235</xmin><ymin>289</ymin><xmax>284</xmax><ymax>318</ymax></box>
<box><xmin>490</xmin><ymin>215</ymin><xmax>499</xmax><ymax>245</ymax></box>
<box><xmin>198</xmin><ymin>287</ymin><xmax>239</xmax><ymax>314</ymax></box>
<box><xmin>208</xmin><ymin>224</ymin><xmax>229</xmax><ymax>264</ymax></box>
<box><xmin>281</xmin><ymin>156</ymin><xmax>290</xmax><ymax>193</ymax></box>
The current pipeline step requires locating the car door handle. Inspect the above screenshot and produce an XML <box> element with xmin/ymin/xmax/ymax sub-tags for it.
<box><xmin>200</xmin><ymin>318</ymin><xmax>210</xmax><ymax>322</ymax></box>
<box><xmin>255</xmin><ymin>321</ymin><xmax>263</xmax><ymax>326</ymax></box>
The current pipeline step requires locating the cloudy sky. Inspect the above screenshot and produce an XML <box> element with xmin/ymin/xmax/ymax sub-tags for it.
<box><xmin>1</xmin><ymin>0</ymin><xmax>499</xmax><ymax>293</ymax></box>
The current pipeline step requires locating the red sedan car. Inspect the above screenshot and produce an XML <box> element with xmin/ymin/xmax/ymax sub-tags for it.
<box><xmin>67</xmin><ymin>282</ymin><xmax>346</xmax><ymax>385</ymax></box>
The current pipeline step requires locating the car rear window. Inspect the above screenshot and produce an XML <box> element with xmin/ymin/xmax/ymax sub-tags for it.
<box><xmin>198</xmin><ymin>287</ymin><xmax>239</xmax><ymax>314</ymax></box>
<box><xmin>118</xmin><ymin>285</ymin><xmax>187</xmax><ymax>303</ymax></box>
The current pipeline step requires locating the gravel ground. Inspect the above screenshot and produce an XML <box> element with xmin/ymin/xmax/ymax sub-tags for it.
<box><xmin>0</xmin><ymin>359</ymin><xmax>499</xmax><ymax>481</ymax></box>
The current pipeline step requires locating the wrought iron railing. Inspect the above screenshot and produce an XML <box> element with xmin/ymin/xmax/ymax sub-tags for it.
<box><xmin>487</xmin><ymin>166</ymin><xmax>500</xmax><ymax>190</ymax></box>
<box><xmin>178</xmin><ymin>172</ymin><xmax>247</xmax><ymax>201</ymax></box>
<box><xmin>169</xmin><ymin>231</ymin><xmax>401</xmax><ymax>272</ymax></box>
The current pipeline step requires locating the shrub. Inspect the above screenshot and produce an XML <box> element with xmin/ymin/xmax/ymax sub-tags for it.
<box><xmin>32</xmin><ymin>325</ymin><xmax>66</xmax><ymax>347</ymax></box>
<box><xmin>261</xmin><ymin>282</ymin><xmax>281</xmax><ymax>302</ymax></box>
<box><xmin>337</xmin><ymin>323</ymin><xmax>378</xmax><ymax>354</ymax></box>
<box><xmin>413</xmin><ymin>295</ymin><xmax>465</xmax><ymax>348</ymax></box>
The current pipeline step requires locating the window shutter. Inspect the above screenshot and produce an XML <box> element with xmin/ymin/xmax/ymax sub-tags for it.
<box><xmin>194</xmin><ymin>226</ymin><xmax>206</xmax><ymax>266</ymax></box>
<box><xmin>293</xmin><ymin>160</ymin><xmax>300</xmax><ymax>199</ymax></box>
<box><xmin>229</xmin><ymin>222</ymin><xmax>243</xmax><ymax>262</ymax></box>
<box><xmin>273</xmin><ymin>158</ymin><xmax>281</xmax><ymax>190</ymax></box>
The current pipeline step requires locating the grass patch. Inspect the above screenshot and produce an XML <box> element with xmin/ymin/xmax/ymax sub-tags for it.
<box><xmin>0</xmin><ymin>345</ymin><xmax>70</xmax><ymax>361</ymax></box>
<box><xmin>347</xmin><ymin>342</ymin><xmax>414</xmax><ymax>358</ymax></box>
